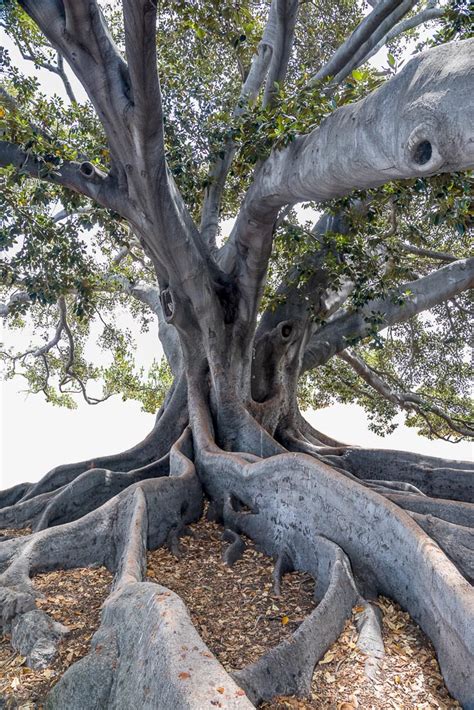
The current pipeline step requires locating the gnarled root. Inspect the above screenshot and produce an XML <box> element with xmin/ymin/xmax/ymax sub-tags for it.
<box><xmin>2</xmin><ymin>376</ymin><xmax>188</xmax><ymax>509</ymax></box>
<box><xmin>0</xmin><ymin>431</ymin><xmax>202</xmax><ymax>676</ymax></box>
<box><xmin>194</xmin><ymin>433</ymin><xmax>474</xmax><ymax>708</ymax></box>
<box><xmin>45</xmin><ymin>431</ymin><xmax>252</xmax><ymax>709</ymax></box>
<box><xmin>48</xmin><ymin>583</ymin><xmax>252</xmax><ymax>710</ymax></box>
<box><xmin>1</xmin><ymin>397</ymin><xmax>473</xmax><ymax>708</ymax></box>
<box><xmin>222</xmin><ymin>528</ymin><xmax>246</xmax><ymax>566</ymax></box>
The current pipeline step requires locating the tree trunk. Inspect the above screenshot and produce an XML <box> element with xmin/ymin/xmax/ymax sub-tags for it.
<box><xmin>1</xmin><ymin>306</ymin><xmax>473</xmax><ymax>709</ymax></box>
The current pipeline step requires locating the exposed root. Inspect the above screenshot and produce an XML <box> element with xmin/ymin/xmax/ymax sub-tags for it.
<box><xmin>0</xmin><ymin>434</ymin><xmax>202</xmax><ymax>677</ymax></box>
<box><xmin>354</xmin><ymin>601</ymin><xmax>385</xmax><ymax>680</ymax></box>
<box><xmin>45</xmin><ymin>431</ymin><xmax>251</xmax><ymax>709</ymax></box>
<box><xmin>48</xmin><ymin>583</ymin><xmax>252</xmax><ymax>709</ymax></box>
<box><xmin>34</xmin><ymin>455</ymin><xmax>168</xmax><ymax>531</ymax></box>
<box><xmin>222</xmin><ymin>528</ymin><xmax>246</xmax><ymax>566</ymax></box>
<box><xmin>0</xmin><ymin>566</ymin><xmax>113</xmax><ymax>704</ymax></box>
<box><xmin>10</xmin><ymin>608</ymin><xmax>69</xmax><ymax>669</ymax></box>
<box><xmin>342</xmin><ymin>448</ymin><xmax>474</xmax><ymax>502</ymax></box>
<box><xmin>192</xmin><ymin>418</ymin><xmax>474</xmax><ymax>708</ymax></box>
<box><xmin>272</xmin><ymin>549</ymin><xmax>293</xmax><ymax>597</ymax></box>
<box><xmin>410</xmin><ymin>512</ymin><xmax>474</xmax><ymax>584</ymax></box>
<box><xmin>384</xmin><ymin>491</ymin><xmax>474</xmax><ymax>527</ymax></box>
<box><xmin>10</xmin><ymin>376</ymin><xmax>188</xmax><ymax>506</ymax></box>
<box><xmin>1</xmin><ymin>398</ymin><xmax>473</xmax><ymax>708</ymax></box>
<box><xmin>233</xmin><ymin>536</ymin><xmax>359</xmax><ymax>704</ymax></box>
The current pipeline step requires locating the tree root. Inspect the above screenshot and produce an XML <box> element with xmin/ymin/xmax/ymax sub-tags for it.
<box><xmin>42</xmin><ymin>430</ymin><xmax>252</xmax><ymax>709</ymax></box>
<box><xmin>409</xmin><ymin>512</ymin><xmax>474</xmax><ymax>584</ymax></box>
<box><xmin>232</xmin><ymin>536</ymin><xmax>358</xmax><ymax>704</ymax></box>
<box><xmin>194</xmin><ymin>432</ymin><xmax>474</xmax><ymax>708</ymax></box>
<box><xmin>342</xmin><ymin>448</ymin><xmax>474</xmax><ymax>502</ymax></box>
<box><xmin>47</xmin><ymin>582</ymin><xmax>252</xmax><ymax>710</ymax></box>
<box><xmin>0</xmin><ymin>433</ymin><xmax>202</xmax><ymax>676</ymax></box>
<box><xmin>354</xmin><ymin>602</ymin><xmax>385</xmax><ymax>680</ymax></box>
<box><xmin>222</xmin><ymin>528</ymin><xmax>246</xmax><ymax>566</ymax></box>
<box><xmin>272</xmin><ymin>549</ymin><xmax>293</xmax><ymax>597</ymax></box>
<box><xmin>384</xmin><ymin>491</ymin><xmax>474</xmax><ymax>527</ymax></box>
<box><xmin>33</xmin><ymin>455</ymin><xmax>169</xmax><ymax>531</ymax></box>
<box><xmin>1</xmin><ymin>402</ymin><xmax>473</xmax><ymax>708</ymax></box>
<box><xmin>6</xmin><ymin>376</ymin><xmax>188</xmax><ymax>507</ymax></box>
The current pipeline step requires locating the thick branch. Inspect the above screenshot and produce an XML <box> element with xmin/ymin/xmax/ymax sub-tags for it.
<box><xmin>362</xmin><ymin>6</ymin><xmax>445</xmax><ymax>67</ymax></box>
<box><xmin>308</xmin><ymin>0</ymin><xmax>417</xmax><ymax>85</ymax></box>
<box><xmin>0</xmin><ymin>140</ymin><xmax>122</xmax><ymax>213</ymax></box>
<box><xmin>18</xmin><ymin>0</ymin><xmax>131</xmax><ymax>164</ymax></box>
<box><xmin>262</xmin><ymin>0</ymin><xmax>299</xmax><ymax>108</ymax></box>
<box><xmin>223</xmin><ymin>39</ymin><xmax>474</xmax><ymax>296</ymax></box>
<box><xmin>253</xmin><ymin>39</ymin><xmax>474</xmax><ymax>211</ymax></box>
<box><xmin>200</xmin><ymin>0</ymin><xmax>287</xmax><ymax>246</ymax></box>
<box><xmin>303</xmin><ymin>257</ymin><xmax>474</xmax><ymax>371</ymax></box>
<box><xmin>122</xmin><ymin>0</ymin><xmax>165</xmax><ymax>172</ymax></box>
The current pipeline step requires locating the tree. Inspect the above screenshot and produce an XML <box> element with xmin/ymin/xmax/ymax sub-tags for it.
<box><xmin>0</xmin><ymin>0</ymin><xmax>473</xmax><ymax>707</ymax></box>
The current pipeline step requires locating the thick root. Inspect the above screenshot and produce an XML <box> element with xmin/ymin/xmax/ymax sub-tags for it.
<box><xmin>47</xmin><ymin>583</ymin><xmax>252</xmax><ymax>710</ymax></box>
<box><xmin>342</xmin><ymin>448</ymin><xmax>474</xmax><ymax>502</ymax></box>
<box><xmin>0</xmin><ymin>432</ymin><xmax>202</xmax><ymax>674</ymax></box>
<box><xmin>194</xmin><ymin>433</ymin><xmax>474</xmax><ymax>709</ymax></box>
<box><xmin>33</xmin><ymin>455</ymin><xmax>169</xmax><ymax>531</ymax></box>
<box><xmin>12</xmin><ymin>376</ymin><xmax>188</xmax><ymax>505</ymax></box>
<box><xmin>44</xmin><ymin>429</ymin><xmax>250</xmax><ymax>709</ymax></box>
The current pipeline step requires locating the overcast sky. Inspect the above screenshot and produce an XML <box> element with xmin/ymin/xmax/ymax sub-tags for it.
<box><xmin>1</xmin><ymin>19</ymin><xmax>472</xmax><ymax>490</ymax></box>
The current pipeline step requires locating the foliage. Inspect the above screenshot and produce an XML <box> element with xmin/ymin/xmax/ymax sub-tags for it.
<box><xmin>0</xmin><ymin>0</ymin><xmax>472</xmax><ymax>441</ymax></box>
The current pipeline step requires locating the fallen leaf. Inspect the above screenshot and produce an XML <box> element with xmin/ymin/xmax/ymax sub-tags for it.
<box><xmin>281</xmin><ymin>615</ymin><xmax>289</xmax><ymax>625</ymax></box>
<box><xmin>320</xmin><ymin>651</ymin><xmax>335</xmax><ymax>664</ymax></box>
<box><xmin>178</xmin><ymin>672</ymin><xmax>190</xmax><ymax>680</ymax></box>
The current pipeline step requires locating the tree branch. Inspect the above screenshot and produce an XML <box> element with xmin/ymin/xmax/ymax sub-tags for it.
<box><xmin>200</xmin><ymin>0</ymin><xmax>292</xmax><ymax>247</ymax></box>
<box><xmin>254</xmin><ymin>39</ymin><xmax>474</xmax><ymax>211</ymax></box>
<box><xmin>399</xmin><ymin>243</ymin><xmax>457</xmax><ymax>262</ymax></box>
<box><xmin>302</xmin><ymin>257</ymin><xmax>474</xmax><ymax>371</ymax></box>
<box><xmin>122</xmin><ymin>0</ymin><xmax>165</xmax><ymax>171</ymax></box>
<box><xmin>0</xmin><ymin>140</ymin><xmax>123</xmax><ymax>214</ymax></box>
<box><xmin>262</xmin><ymin>0</ymin><xmax>299</xmax><ymax>108</ymax></box>
<box><xmin>362</xmin><ymin>6</ymin><xmax>445</xmax><ymax>67</ymax></box>
<box><xmin>339</xmin><ymin>349</ymin><xmax>474</xmax><ymax>439</ymax></box>
<box><xmin>308</xmin><ymin>0</ymin><xmax>417</xmax><ymax>86</ymax></box>
<box><xmin>222</xmin><ymin>38</ymin><xmax>474</xmax><ymax>295</ymax></box>
<box><xmin>18</xmin><ymin>0</ymin><xmax>132</xmax><ymax>164</ymax></box>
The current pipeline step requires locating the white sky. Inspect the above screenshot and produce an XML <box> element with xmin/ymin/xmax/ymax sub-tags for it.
<box><xmin>0</xmin><ymin>17</ymin><xmax>472</xmax><ymax>490</ymax></box>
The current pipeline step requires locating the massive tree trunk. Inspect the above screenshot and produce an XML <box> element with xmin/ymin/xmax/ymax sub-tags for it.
<box><xmin>1</xmin><ymin>2</ymin><xmax>473</xmax><ymax>708</ymax></box>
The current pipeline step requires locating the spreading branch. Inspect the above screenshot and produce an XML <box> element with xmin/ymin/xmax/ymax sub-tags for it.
<box><xmin>302</xmin><ymin>257</ymin><xmax>474</xmax><ymax>371</ymax></box>
<box><xmin>200</xmin><ymin>1</ymin><xmax>298</xmax><ymax>247</ymax></box>
<box><xmin>339</xmin><ymin>349</ymin><xmax>474</xmax><ymax>440</ymax></box>
<box><xmin>308</xmin><ymin>0</ymin><xmax>418</xmax><ymax>86</ymax></box>
<box><xmin>0</xmin><ymin>140</ymin><xmax>123</xmax><ymax>214</ymax></box>
<box><xmin>223</xmin><ymin>38</ymin><xmax>474</xmax><ymax>294</ymax></box>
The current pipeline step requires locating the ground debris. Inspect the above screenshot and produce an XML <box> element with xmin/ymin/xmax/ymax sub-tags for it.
<box><xmin>0</xmin><ymin>565</ymin><xmax>112</xmax><ymax>707</ymax></box>
<box><xmin>261</xmin><ymin>597</ymin><xmax>461</xmax><ymax>710</ymax></box>
<box><xmin>147</xmin><ymin>515</ymin><xmax>316</xmax><ymax>669</ymax></box>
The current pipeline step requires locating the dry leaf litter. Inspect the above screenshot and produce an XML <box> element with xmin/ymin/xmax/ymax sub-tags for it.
<box><xmin>0</xmin><ymin>560</ymin><xmax>112</xmax><ymax>708</ymax></box>
<box><xmin>0</xmin><ymin>518</ymin><xmax>462</xmax><ymax>709</ymax></box>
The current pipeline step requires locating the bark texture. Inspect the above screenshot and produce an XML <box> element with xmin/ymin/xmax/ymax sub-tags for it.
<box><xmin>1</xmin><ymin>3</ymin><xmax>473</xmax><ymax>708</ymax></box>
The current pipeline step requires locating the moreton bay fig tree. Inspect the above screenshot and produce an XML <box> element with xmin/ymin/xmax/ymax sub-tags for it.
<box><xmin>0</xmin><ymin>0</ymin><xmax>473</xmax><ymax>707</ymax></box>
